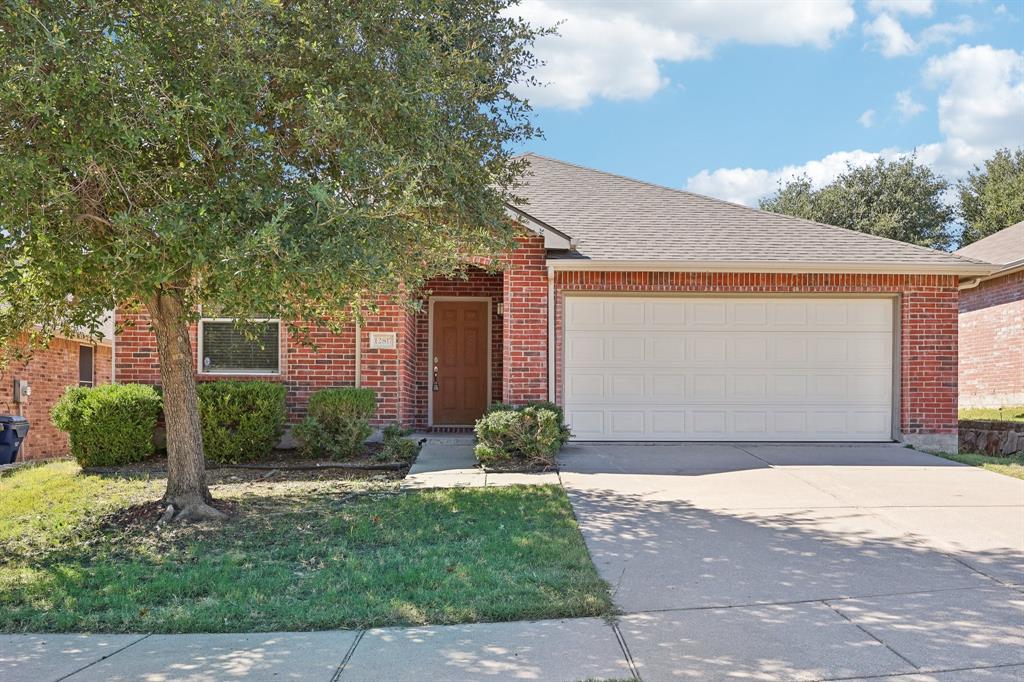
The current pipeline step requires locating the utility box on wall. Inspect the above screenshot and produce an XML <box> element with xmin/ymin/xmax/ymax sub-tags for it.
<box><xmin>12</xmin><ymin>379</ymin><xmax>30</xmax><ymax>403</ymax></box>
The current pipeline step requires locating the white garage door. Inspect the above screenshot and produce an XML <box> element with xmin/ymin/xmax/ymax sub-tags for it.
<box><xmin>563</xmin><ymin>296</ymin><xmax>894</xmax><ymax>441</ymax></box>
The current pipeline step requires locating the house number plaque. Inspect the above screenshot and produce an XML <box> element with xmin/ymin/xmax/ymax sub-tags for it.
<box><xmin>368</xmin><ymin>332</ymin><xmax>397</xmax><ymax>350</ymax></box>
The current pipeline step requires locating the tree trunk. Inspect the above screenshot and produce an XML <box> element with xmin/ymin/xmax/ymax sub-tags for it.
<box><xmin>146</xmin><ymin>291</ymin><xmax>227</xmax><ymax>522</ymax></box>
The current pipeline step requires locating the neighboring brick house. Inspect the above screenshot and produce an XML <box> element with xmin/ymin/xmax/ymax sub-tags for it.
<box><xmin>115</xmin><ymin>155</ymin><xmax>994</xmax><ymax>452</ymax></box>
<box><xmin>955</xmin><ymin>221</ymin><xmax>1024</xmax><ymax>408</ymax></box>
<box><xmin>0</xmin><ymin>330</ymin><xmax>113</xmax><ymax>461</ymax></box>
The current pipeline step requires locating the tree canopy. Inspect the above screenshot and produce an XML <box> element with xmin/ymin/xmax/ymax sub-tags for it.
<box><xmin>957</xmin><ymin>147</ymin><xmax>1024</xmax><ymax>247</ymax></box>
<box><xmin>1</xmin><ymin>0</ymin><xmax>543</xmax><ymax>340</ymax></box>
<box><xmin>760</xmin><ymin>157</ymin><xmax>955</xmax><ymax>251</ymax></box>
<box><xmin>0</xmin><ymin>0</ymin><xmax>544</xmax><ymax>520</ymax></box>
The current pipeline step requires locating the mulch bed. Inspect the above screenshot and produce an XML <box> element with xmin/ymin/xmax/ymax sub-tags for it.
<box><xmin>100</xmin><ymin>497</ymin><xmax>241</xmax><ymax>531</ymax></box>
<box><xmin>477</xmin><ymin>462</ymin><xmax>557</xmax><ymax>474</ymax></box>
<box><xmin>84</xmin><ymin>444</ymin><xmax>411</xmax><ymax>484</ymax></box>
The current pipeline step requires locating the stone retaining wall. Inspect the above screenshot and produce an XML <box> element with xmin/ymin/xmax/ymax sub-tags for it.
<box><xmin>959</xmin><ymin>420</ymin><xmax>1024</xmax><ymax>456</ymax></box>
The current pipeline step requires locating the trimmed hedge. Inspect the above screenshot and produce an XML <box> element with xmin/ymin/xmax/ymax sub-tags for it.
<box><xmin>197</xmin><ymin>381</ymin><xmax>286</xmax><ymax>464</ymax></box>
<box><xmin>474</xmin><ymin>402</ymin><xmax>571</xmax><ymax>467</ymax></box>
<box><xmin>294</xmin><ymin>387</ymin><xmax>376</xmax><ymax>460</ymax></box>
<box><xmin>51</xmin><ymin>384</ymin><xmax>162</xmax><ymax>467</ymax></box>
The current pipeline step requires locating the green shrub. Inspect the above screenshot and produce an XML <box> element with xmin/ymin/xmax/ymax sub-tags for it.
<box><xmin>376</xmin><ymin>423</ymin><xmax>420</xmax><ymax>463</ymax></box>
<box><xmin>197</xmin><ymin>381</ymin><xmax>286</xmax><ymax>464</ymax></box>
<box><xmin>51</xmin><ymin>384</ymin><xmax>162</xmax><ymax>467</ymax></box>
<box><xmin>294</xmin><ymin>387</ymin><xmax>376</xmax><ymax>460</ymax></box>
<box><xmin>474</xmin><ymin>403</ymin><xmax>571</xmax><ymax>468</ymax></box>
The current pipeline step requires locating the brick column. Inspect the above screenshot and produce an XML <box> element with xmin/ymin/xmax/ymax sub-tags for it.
<box><xmin>899</xmin><ymin>280</ymin><xmax>960</xmax><ymax>451</ymax></box>
<box><xmin>502</xmin><ymin>234</ymin><xmax>548</xmax><ymax>404</ymax></box>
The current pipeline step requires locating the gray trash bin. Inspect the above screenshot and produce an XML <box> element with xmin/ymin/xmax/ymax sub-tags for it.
<box><xmin>0</xmin><ymin>416</ymin><xmax>30</xmax><ymax>465</ymax></box>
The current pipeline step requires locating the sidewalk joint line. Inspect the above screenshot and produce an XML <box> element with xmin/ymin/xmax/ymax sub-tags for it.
<box><xmin>820</xmin><ymin>660</ymin><xmax>1024</xmax><ymax>681</ymax></box>
<box><xmin>55</xmin><ymin>633</ymin><xmax>152</xmax><ymax>681</ymax></box>
<box><xmin>611</xmin><ymin>620</ymin><xmax>642</xmax><ymax>682</ymax></box>
<box><xmin>821</xmin><ymin>599</ymin><xmax>920</xmax><ymax>671</ymax></box>
<box><xmin>619</xmin><ymin>583</ymin><xmax>1001</xmax><ymax>616</ymax></box>
<box><xmin>331</xmin><ymin>629</ymin><xmax>365</xmax><ymax>681</ymax></box>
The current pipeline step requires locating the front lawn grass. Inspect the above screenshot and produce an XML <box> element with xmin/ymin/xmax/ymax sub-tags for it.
<box><xmin>934</xmin><ymin>451</ymin><xmax>1024</xmax><ymax>480</ymax></box>
<box><xmin>0</xmin><ymin>461</ymin><xmax>612</xmax><ymax>633</ymax></box>
<box><xmin>958</xmin><ymin>406</ymin><xmax>1024</xmax><ymax>422</ymax></box>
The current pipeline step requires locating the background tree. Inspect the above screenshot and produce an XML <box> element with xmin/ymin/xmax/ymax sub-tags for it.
<box><xmin>957</xmin><ymin>147</ymin><xmax>1024</xmax><ymax>247</ymax></box>
<box><xmin>760</xmin><ymin>157</ymin><xmax>955</xmax><ymax>250</ymax></box>
<box><xmin>0</xmin><ymin>0</ymin><xmax>543</xmax><ymax>521</ymax></box>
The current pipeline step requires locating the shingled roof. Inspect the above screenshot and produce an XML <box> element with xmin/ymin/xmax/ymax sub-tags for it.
<box><xmin>955</xmin><ymin>220</ymin><xmax>1024</xmax><ymax>266</ymax></box>
<box><xmin>512</xmin><ymin>154</ymin><xmax>992</xmax><ymax>275</ymax></box>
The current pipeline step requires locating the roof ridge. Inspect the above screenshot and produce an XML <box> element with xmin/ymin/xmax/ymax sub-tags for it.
<box><xmin>519</xmin><ymin>152</ymin><xmax>986</xmax><ymax>266</ymax></box>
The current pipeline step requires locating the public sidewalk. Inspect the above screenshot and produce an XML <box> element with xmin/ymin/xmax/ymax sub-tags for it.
<box><xmin>1</xmin><ymin>617</ymin><xmax>635</xmax><ymax>681</ymax></box>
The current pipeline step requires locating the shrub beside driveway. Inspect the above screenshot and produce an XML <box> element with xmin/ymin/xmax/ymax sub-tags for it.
<box><xmin>0</xmin><ymin>461</ymin><xmax>611</xmax><ymax>633</ymax></box>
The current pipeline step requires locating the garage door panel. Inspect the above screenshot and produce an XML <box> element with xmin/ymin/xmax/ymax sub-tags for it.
<box><xmin>609</xmin><ymin>374</ymin><xmax>645</xmax><ymax>399</ymax></box>
<box><xmin>651</xmin><ymin>410</ymin><xmax>687</xmax><ymax>435</ymax></box>
<box><xmin>652</xmin><ymin>374</ymin><xmax>686</xmax><ymax>399</ymax></box>
<box><xmin>610</xmin><ymin>300</ymin><xmax>645</xmax><ymax>325</ymax></box>
<box><xmin>564</xmin><ymin>297</ymin><xmax>893</xmax><ymax>441</ymax></box>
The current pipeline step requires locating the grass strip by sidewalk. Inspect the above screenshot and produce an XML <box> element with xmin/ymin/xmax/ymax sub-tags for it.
<box><xmin>933</xmin><ymin>451</ymin><xmax>1024</xmax><ymax>480</ymax></box>
<box><xmin>0</xmin><ymin>461</ymin><xmax>612</xmax><ymax>633</ymax></box>
<box><xmin>957</xmin><ymin>406</ymin><xmax>1024</xmax><ymax>422</ymax></box>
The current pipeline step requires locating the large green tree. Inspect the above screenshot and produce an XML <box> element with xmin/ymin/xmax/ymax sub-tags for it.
<box><xmin>0</xmin><ymin>0</ymin><xmax>543</xmax><ymax>521</ymax></box>
<box><xmin>957</xmin><ymin>147</ymin><xmax>1024</xmax><ymax>247</ymax></box>
<box><xmin>760</xmin><ymin>157</ymin><xmax>955</xmax><ymax>250</ymax></box>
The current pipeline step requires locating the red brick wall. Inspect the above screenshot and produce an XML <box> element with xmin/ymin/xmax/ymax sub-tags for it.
<box><xmin>502</xmin><ymin>235</ymin><xmax>549</xmax><ymax>404</ymax></box>
<box><xmin>958</xmin><ymin>270</ymin><xmax>1024</xmax><ymax>407</ymax></box>
<box><xmin>552</xmin><ymin>271</ymin><xmax>960</xmax><ymax>441</ymax></box>
<box><xmin>115</xmin><ymin>307</ymin><xmax>404</xmax><ymax>426</ymax></box>
<box><xmin>0</xmin><ymin>337</ymin><xmax>113</xmax><ymax>460</ymax></box>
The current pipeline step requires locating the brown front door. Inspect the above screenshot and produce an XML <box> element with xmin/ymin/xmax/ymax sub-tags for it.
<box><xmin>432</xmin><ymin>300</ymin><xmax>489</xmax><ymax>425</ymax></box>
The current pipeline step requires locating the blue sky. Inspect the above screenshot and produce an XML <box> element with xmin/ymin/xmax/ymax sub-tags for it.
<box><xmin>508</xmin><ymin>0</ymin><xmax>1024</xmax><ymax>205</ymax></box>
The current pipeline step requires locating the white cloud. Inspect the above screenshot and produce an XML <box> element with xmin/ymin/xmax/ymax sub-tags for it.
<box><xmin>923</xmin><ymin>44</ymin><xmax>1024</xmax><ymax>175</ymax></box>
<box><xmin>863</xmin><ymin>12</ymin><xmax>975</xmax><ymax>58</ymax></box>
<box><xmin>918</xmin><ymin>16</ymin><xmax>976</xmax><ymax>49</ymax></box>
<box><xmin>859</xmin><ymin>109</ymin><xmax>877</xmax><ymax>127</ymax></box>
<box><xmin>864</xmin><ymin>13</ymin><xmax>917</xmax><ymax>57</ymax></box>
<box><xmin>685</xmin><ymin>149</ymin><xmax>899</xmax><ymax>207</ymax></box>
<box><xmin>510</xmin><ymin>1</ymin><xmax>856</xmax><ymax>109</ymax></box>
<box><xmin>685</xmin><ymin>44</ymin><xmax>1024</xmax><ymax>206</ymax></box>
<box><xmin>866</xmin><ymin>0</ymin><xmax>934</xmax><ymax>17</ymax></box>
<box><xmin>895</xmin><ymin>90</ymin><xmax>926</xmax><ymax>120</ymax></box>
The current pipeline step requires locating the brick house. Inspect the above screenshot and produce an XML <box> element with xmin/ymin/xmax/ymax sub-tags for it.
<box><xmin>1</xmin><ymin>329</ymin><xmax>113</xmax><ymax>460</ymax></box>
<box><xmin>955</xmin><ymin>220</ymin><xmax>1024</xmax><ymax>408</ymax></box>
<box><xmin>115</xmin><ymin>155</ymin><xmax>994</xmax><ymax>452</ymax></box>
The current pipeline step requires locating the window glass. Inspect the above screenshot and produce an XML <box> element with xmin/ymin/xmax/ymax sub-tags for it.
<box><xmin>78</xmin><ymin>345</ymin><xmax>94</xmax><ymax>387</ymax></box>
<box><xmin>200</xmin><ymin>320</ymin><xmax>280</xmax><ymax>373</ymax></box>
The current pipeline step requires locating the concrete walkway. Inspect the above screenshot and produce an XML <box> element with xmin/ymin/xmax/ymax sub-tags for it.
<box><xmin>2</xmin><ymin>618</ymin><xmax>634</xmax><ymax>682</ymax></box>
<box><xmin>402</xmin><ymin>435</ymin><xmax>559</xmax><ymax>489</ymax></box>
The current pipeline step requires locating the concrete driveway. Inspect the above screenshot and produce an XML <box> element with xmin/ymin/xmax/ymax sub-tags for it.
<box><xmin>560</xmin><ymin>443</ymin><xmax>1024</xmax><ymax>681</ymax></box>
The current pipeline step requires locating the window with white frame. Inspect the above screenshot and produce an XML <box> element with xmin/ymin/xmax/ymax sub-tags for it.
<box><xmin>198</xmin><ymin>316</ymin><xmax>280</xmax><ymax>374</ymax></box>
